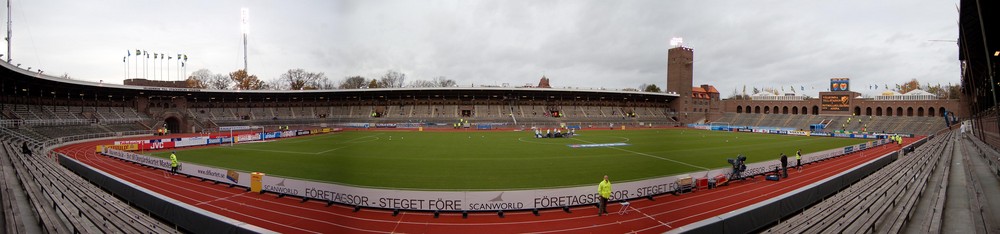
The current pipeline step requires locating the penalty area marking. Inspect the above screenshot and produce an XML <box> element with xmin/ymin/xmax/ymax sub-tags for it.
<box><xmin>571</xmin><ymin>138</ymin><xmax>709</xmax><ymax>170</ymax></box>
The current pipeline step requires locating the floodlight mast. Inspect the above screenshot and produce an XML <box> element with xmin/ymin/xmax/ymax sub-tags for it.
<box><xmin>6</xmin><ymin>0</ymin><xmax>11</xmax><ymax>62</ymax></box>
<box><xmin>241</xmin><ymin>8</ymin><xmax>249</xmax><ymax>72</ymax></box>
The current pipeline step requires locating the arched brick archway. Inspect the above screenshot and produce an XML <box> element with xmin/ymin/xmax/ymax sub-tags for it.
<box><xmin>907</xmin><ymin>107</ymin><xmax>913</xmax><ymax>116</ymax></box>
<box><xmin>876</xmin><ymin>107</ymin><xmax>883</xmax><ymax>116</ymax></box>
<box><xmin>164</xmin><ymin>116</ymin><xmax>182</xmax><ymax>134</ymax></box>
<box><xmin>929</xmin><ymin>107</ymin><xmax>936</xmax><ymax>117</ymax></box>
<box><xmin>812</xmin><ymin>106</ymin><xmax>819</xmax><ymax>115</ymax></box>
<box><xmin>792</xmin><ymin>106</ymin><xmax>799</xmax><ymax>115</ymax></box>
<box><xmin>887</xmin><ymin>107</ymin><xmax>893</xmax><ymax>116</ymax></box>
<box><xmin>782</xmin><ymin>106</ymin><xmax>788</xmax><ymax>114</ymax></box>
<box><xmin>854</xmin><ymin>106</ymin><xmax>861</xmax><ymax>116</ymax></box>
<box><xmin>764</xmin><ymin>106</ymin><xmax>770</xmax><ymax>114</ymax></box>
<box><xmin>897</xmin><ymin>107</ymin><xmax>903</xmax><ymax>116</ymax></box>
<box><xmin>737</xmin><ymin>106</ymin><xmax>743</xmax><ymax>113</ymax></box>
<box><xmin>865</xmin><ymin>107</ymin><xmax>872</xmax><ymax>116</ymax></box>
<box><xmin>917</xmin><ymin>107</ymin><xmax>924</xmax><ymax>117</ymax></box>
<box><xmin>773</xmin><ymin>106</ymin><xmax>779</xmax><ymax>114</ymax></box>
<box><xmin>755</xmin><ymin>106</ymin><xmax>761</xmax><ymax>113</ymax></box>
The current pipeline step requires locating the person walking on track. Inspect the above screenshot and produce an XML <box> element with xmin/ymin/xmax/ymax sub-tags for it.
<box><xmin>170</xmin><ymin>151</ymin><xmax>179</xmax><ymax>175</ymax></box>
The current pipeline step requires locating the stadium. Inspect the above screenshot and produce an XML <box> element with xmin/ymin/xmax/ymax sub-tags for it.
<box><xmin>1</xmin><ymin>1</ymin><xmax>998</xmax><ymax>233</ymax></box>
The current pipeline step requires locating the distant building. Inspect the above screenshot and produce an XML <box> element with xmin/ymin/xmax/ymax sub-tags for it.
<box><xmin>537</xmin><ymin>76</ymin><xmax>551</xmax><ymax>88</ymax></box>
<box><xmin>667</xmin><ymin>45</ymin><xmax>722</xmax><ymax>123</ymax></box>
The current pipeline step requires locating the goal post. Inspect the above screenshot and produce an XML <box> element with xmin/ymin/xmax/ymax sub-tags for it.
<box><xmin>709</xmin><ymin>122</ymin><xmax>730</xmax><ymax>131</ymax></box>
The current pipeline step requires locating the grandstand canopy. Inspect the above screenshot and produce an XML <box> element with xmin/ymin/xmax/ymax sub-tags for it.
<box><xmin>0</xmin><ymin>62</ymin><xmax>677</xmax><ymax>104</ymax></box>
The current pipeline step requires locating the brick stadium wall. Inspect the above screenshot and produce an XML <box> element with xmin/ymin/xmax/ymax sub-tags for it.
<box><xmin>721</xmin><ymin>98</ymin><xmax>964</xmax><ymax>117</ymax></box>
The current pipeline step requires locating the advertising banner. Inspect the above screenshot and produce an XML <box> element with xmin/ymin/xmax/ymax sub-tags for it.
<box><xmin>137</xmin><ymin>141</ymin><xmax>175</xmax><ymax>150</ymax></box>
<box><xmin>821</xmin><ymin>94</ymin><xmax>850</xmax><ymax>111</ymax></box>
<box><xmin>175</xmin><ymin>136</ymin><xmax>210</xmax><ymax>148</ymax></box>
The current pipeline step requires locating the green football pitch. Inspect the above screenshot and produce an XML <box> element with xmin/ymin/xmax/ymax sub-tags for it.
<box><xmin>149</xmin><ymin>129</ymin><xmax>870</xmax><ymax>190</ymax></box>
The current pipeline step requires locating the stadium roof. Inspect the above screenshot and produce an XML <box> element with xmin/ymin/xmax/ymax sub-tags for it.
<box><xmin>0</xmin><ymin>61</ymin><xmax>678</xmax><ymax>102</ymax></box>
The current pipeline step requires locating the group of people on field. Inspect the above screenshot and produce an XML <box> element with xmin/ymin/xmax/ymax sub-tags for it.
<box><xmin>534</xmin><ymin>128</ymin><xmax>575</xmax><ymax>138</ymax></box>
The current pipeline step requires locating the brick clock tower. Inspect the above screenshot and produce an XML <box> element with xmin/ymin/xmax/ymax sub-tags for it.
<box><xmin>667</xmin><ymin>46</ymin><xmax>694</xmax><ymax>119</ymax></box>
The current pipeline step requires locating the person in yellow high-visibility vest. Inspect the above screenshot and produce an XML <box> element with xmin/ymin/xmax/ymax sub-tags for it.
<box><xmin>795</xmin><ymin>149</ymin><xmax>803</xmax><ymax>171</ymax></box>
<box><xmin>598</xmin><ymin>175</ymin><xmax>612</xmax><ymax>216</ymax></box>
<box><xmin>170</xmin><ymin>151</ymin><xmax>179</xmax><ymax>175</ymax></box>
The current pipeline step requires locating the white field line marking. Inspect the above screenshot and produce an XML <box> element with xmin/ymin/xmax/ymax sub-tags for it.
<box><xmin>226</xmin><ymin>134</ymin><xmax>382</xmax><ymax>155</ymax></box>
<box><xmin>196</xmin><ymin>193</ymin><xmax>245</xmax><ymax>206</ymax></box>
<box><xmin>572</xmin><ymin>138</ymin><xmax>709</xmax><ymax>170</ymax></box>
<box><xmin>632</xmin><ymin>206</ymin><xmax>671</xmax><ymax>228</ymax></box>
<box><xmin>391</xmin><ymin>211</ymin><xmax>405</xmax><ymax>233</ymax></box>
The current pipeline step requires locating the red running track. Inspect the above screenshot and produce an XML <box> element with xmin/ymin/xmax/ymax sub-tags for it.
<box><xmin>54</xmin><ymin>134</ymin><xmax>918</xmax><ymax>233</ymax></box>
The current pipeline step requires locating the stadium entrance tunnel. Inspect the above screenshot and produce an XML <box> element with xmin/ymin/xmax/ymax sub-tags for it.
<box><xmin>165</xmin><ymin>117</ymin><xmax>181</xmax><ymax>133</ymax></box>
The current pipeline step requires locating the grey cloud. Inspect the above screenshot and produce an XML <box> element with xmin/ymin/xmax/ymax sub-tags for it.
<box><xmin>11</xmin><ymin>0</ymin><xmax>957</xmax><ymax>96</ymax></box>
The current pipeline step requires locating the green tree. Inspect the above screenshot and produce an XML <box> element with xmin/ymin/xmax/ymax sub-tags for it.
<box><xmin>643</xmin><ymin>84</ymin><xmax>661</xmax><ymax>92</ymax></box>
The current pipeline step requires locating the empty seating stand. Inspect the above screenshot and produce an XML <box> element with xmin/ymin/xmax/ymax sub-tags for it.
<box><xmin>0</xmin><ymin>139</ymin><xmax>175</xmax><ymax>233</ymax></box>
<box><xmin>763</xmin><ymin>130</ymin><xmax>955</xmax><ymax>233</ymax></box>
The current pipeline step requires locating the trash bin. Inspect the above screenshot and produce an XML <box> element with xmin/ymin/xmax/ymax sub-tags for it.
<box><xmin>251</xmin><ymin>172</ymin><xmax>265</xmax><ymax>192</ymax></box>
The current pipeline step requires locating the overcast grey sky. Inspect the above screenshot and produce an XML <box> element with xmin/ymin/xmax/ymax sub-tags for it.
<box><xmin>7</xmin><ymin>0</ymin><xmax>959</xmax><ymax>97</ymax></box>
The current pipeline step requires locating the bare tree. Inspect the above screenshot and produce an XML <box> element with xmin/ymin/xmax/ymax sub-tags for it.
<box><xmin>318</xmin><ymin>77</ymin><xmax>336</xmax><ymax>89</ymax></box>
<box><xmin>186</xmin><ymin>69</ymin><xmax>212</xmax><ymax>89</ymax></box>
<box><xmin>433</xmin><ymin>76</ymin><xmax>456</xmax><ymax>87</ymax></box>
<box><xmin>207</xmin><ymin>74</ymin><xmax>232</xmax><ymax>90</ymax></box>
<box><xmin>409</xmin><ymin>80</ymin><xmax>437</xmax><ymax>87</ymax></box>
<box><xmin>338</xmin><ymin>76</ymin><xmax>367</xmax><ymax>89</ymax></box>
<box><xmin>230</xmin><ymin>69</ymin><xmax>266</xmax><ymax>90</ymax></box>
<box><xmin>266</xmin><ymin>78</ymin><xmax>288</xmax><ymax>90</ymax></box>
<box><xmin>377</xmin><ymin>70</ymin><xmax>406</xmax><ymax>88</ymax></box>
<box><xmin>278</xmin><ymin>68</ymin><xmax>329</xmax><ymax>90</ymax></box>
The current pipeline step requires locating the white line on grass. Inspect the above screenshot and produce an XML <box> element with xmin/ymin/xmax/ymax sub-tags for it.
<box><xmin>571</xmin><ymin>138</ymin><xmax>709</xmax><ymax>170</ymax></box>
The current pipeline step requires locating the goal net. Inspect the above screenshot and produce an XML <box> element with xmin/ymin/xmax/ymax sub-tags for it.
<box><xmin>709</xmin><ymin>122</ymin><xmax>730</xmax><ymax>130</ymax></box>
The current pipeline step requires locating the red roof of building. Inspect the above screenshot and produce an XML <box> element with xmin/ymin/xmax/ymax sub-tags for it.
<box><xmin>703</xmin><ymin>85</ymin><xmax>719</xmax><ymax>93</ymax></box>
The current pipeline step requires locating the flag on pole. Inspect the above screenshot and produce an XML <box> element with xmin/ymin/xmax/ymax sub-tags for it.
<box><xmin>122</xmin><ymin>57</ymin><xmax>126</xmax><ymax>62</ymax></box>
<box><xmin>800</xmin><ymin>86</ymin><xmax>804</xmax><ymax>91</ymax></box>
<box><xmin>183</xmin><ymin>54</ymin><xmax>188</xmax><ymax>61</ymax></box>
<box><xmin>127</xmin><ymin>50</ymin><xmax>131</xmax><ymax>56</ymax></box>
<box><xmin>136</xmin><ymin>50</ymin><xmax>141</xmax><ymax>55</ymax></box>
